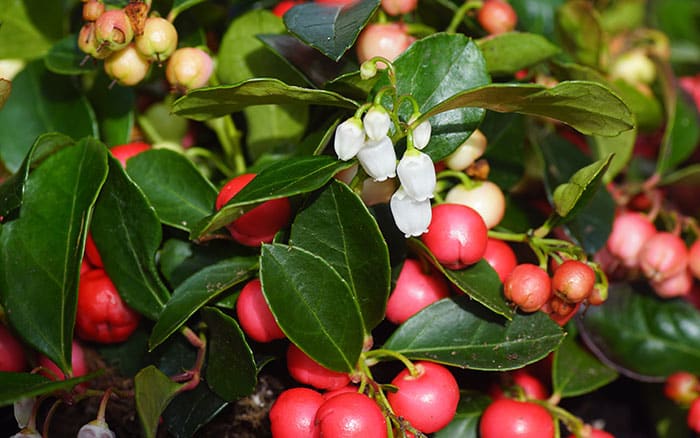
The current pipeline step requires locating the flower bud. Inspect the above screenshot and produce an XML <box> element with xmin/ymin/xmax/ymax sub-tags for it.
<box><xmin>13</xmin><ymin>398</ymin><xmax>34</xmax><ymax>429</ymax></box>
<box><xmin>135</xmin><ymin>17</ymin><xmax>178</xmax><ymax>62</ymax></box>
<box><xmin>357</xmin><ymin>136</ymin><xmax>396</xmax><ymax>181</ymax></box>
<box><xmin>334</xmin><ymin>117</ymin><xmax>365</xmax><ymax>160</ymax></box>
<box><xmin>166</xmin><ymin>47</ymin><xmax>214</xmax><ymax>91</ymax></box>
<box><xmin>78</xmin><ymin>420</ymin><xmax>116</xmax><ymax>438</ymax></box>
<box><xmin>104</xmin><ymin>44</ymin><xmax>151</xmax><ymax>86</ymax></box>
<box><xmin>363</xmin><ymin>105</ymin><xmax>392</xmax><ymax>140</ymax></box>
<box><xmin>94</xmin><ymin>9</ymin><xmax>134</xmax><ymax>52</ymax></box>
<box><xmin>360</xmin><ymin>60</ymin><xmax>378</xmax><ymax>80</ymax></box>
<box><xmin>410</xmin><ymin>115</ymin><xmax>431</xmax><ymax>150</ymax></box>
<box><xmin>397</xmin><ymin>150</ymin><xmax>436</xmax><ymax>201</ymax></box>
<box><xmin>390</xmin><ymin>187</ymin><xmax>432</xmax><ymax>237</ymax></box>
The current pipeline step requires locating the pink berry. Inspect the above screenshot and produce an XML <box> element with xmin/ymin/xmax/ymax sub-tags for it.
<box><xmin>322</xmin><ymin>385</ymin><xmax>359</xmax><ymax>400</ymax></box>
<box><xmin>489</xmin><ymin>369</ymin><xmax>548</xmax><ymax>401</ymax></box>
<box><xmin>38</xmin><ymin>340</ymin><xmax>88</xmax><ymax>380</ymax></box>
<box><xmin>104</xmin><ymin>44</ymin><xmax>152</xmax><ymax>86</ymax></box>
<box><xmin>355</xmin><ymin>23</ymin><xmax>415</xmax><ymax>66</ymax></box>
<box><xmin>313</xmin><ymin>392</ymin><xmax>387</xmax><ymax>438</ymax></box>
<box><xmin>272</xmin><ymin>0</ymin><xmax>304</xmax><ymax>16</ymax></box>
<box><xmin>166</xmin><ymin>47</ymin><xmax>214</xmax><ymax>90</ymax></box>
<box><xmin>236</xmin><ymin>278</ymin><xmax>286</xmax><ymax>342</ymax></box>
<box><xmin>421</xmin><ymin>203</ymin><xmax>488</xmax><ymax>270</ymax></box>
<box><xmin>566</xmin><ymin>426</ymin><xmax>615</xmax><ymax>438</ymax></box>
<box><xmin>287</xmin><ymin>344</ymin><xmax>350</xmax><ymax>390</ymax></box>
<box><xmin>482</xmin><ymin>238</ymin><xmax>517</xmax><ymax>282</ymax></box>
<box><xmin>638</xmin><ymin>232</ymin><xmax>688</xmax><ymax>282</ymax></box>
<box><xmin>78</xmin><ymin>22</ymin><xmax>112</xmax><ymax>59</ymax></box>
<box><xmin>503</xmin><ymin>264</ymin><xmax>551</xmax><ymax>312</ymax></box>
<box><xmin>82</xmin><ymin>0</ymin><xmax>105</xmax><ymax>22</ymax></box>
<box><xmin>0</xmin><ymin>324</ymin><xmax>27</xmax><ymax>372</ymax></box>
<box><xmin>480</xmin><ymin>398</ymin><xmax>554</xmax><ymax>438</ymax></box>
<box><xmin>551</xmin><ymin>260</ymin><xmax>596</xmax><ymax>303</ymax></box>
<box><xmin>652</xmin><ymin>269</ymin><xmax>693</xmax><ymax>299</ymax></box>
<box><xmin>380</xmin><ymin>0</ymin><xmax>418</xmax><ymax>15</ymax></box>
<box><xmin>94</xmin><ymin>9</ymin><xmax>134</xmax><ymax>51</ymax></box>
<box><xmin>270</xmin><ymin>387</ymin><xmax>324</xmax><ymax>438</ymax></box>
<box><xmin>135</xmin><ymin>17</ymin><xmax>179</xmax><ymax>62</ymax></box>
<box><xmin>110</xmin><ymin>141</ymin><xmax>151</xmax><ymax>167</ymax></box>
<box><xmin>385</xmin><ymin>259</ymin><xmax>450</xmax><ymax>324</ymax></box>
<box><xmin>387</xmin><ymin>361</ymin><xmax>460</xmax><ymax>433</ymax></box>
<box><xmin>606</xmin><ymin>211</ymin><xmax>656</xmax><ymax>268</ymax></box>
<box><xmin>477</xmin><ymin>0</ymin><xmax>518</xmax><ymax>35</ymax></box>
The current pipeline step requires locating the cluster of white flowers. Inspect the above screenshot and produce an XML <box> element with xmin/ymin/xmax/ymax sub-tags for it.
<box><xmin>334</xmin><ymin>105</ymin><xmax>436</xmax><ymax>237</ymax></box>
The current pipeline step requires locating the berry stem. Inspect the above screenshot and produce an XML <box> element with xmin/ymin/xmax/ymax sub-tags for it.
<box><xmin>446</xmin><ymin>0</ymin><xmax>483</xmax><ymax>34</ymax></box>
<box><xmin>362</xmin><ymin>349</ymin><xmax>419</xmax><ymax>377</ymax></box>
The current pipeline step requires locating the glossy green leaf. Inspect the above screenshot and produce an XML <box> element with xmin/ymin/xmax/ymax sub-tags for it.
<box><xmin>44</xmin><ymin>34</ymin><xmax>96</xmax><ymax>75</ymax></box>
<box><xmin>171</xmin><ymin>78</ymin><xmax>358</xmax><ymax>121</ymax></box>
<box><xmin>0</xmin><ymin>139</ymin><xmax>107</xmax><ymax>373</ymax></box>
<box><xmin>0</xmin><ymin>1</ymin><xmax>62</xmax><ymax>59</ymax></box>
<box><xmin>0</xmin><ymin>79</ymin><xmax>10</xmax><ymax>110</ymax></box>
<box><xmin>260</xmin><ymin>243</ymin><xmax>364</xmax><ymax>372</ymax></box>
<box><xmin>551</xmin><ymin>154</ymin><xmax>613</xmax><ymax>220</ymax></box>
<box><xmin>383</xmin><ymin>296</ymin><xmax>564</xmax><ymax>370</ymax></box>
<box><xmin>553</xmin><ymin>330</ymin><xmax>618</xmax><ymax>398</ymax></box>
<box><xmin>480</xmin><ymin>112</ymin><xmax>526</xmax><ymax>190</ymax></box>
<box><xmin>408</xmin><ymin>239</ymin><xmax>512</xmax><ymax>319</ymax></box>
<box><xmin>612</xmin><ymin>78</ymin><xmax>663</xmax><ymax>132</ymax></box>
<box><xmin>555</xmin><ymin>0</ymin><xmax>603</xmax><ymax>68</ymax></box>
<box><xmin>434</xmin><ymin>391</ymin><xmax>491</xmax><ymax>438</ymax></box>
<box><xmin>163</xmin><ymin>382</ymin><xmax>228</xmax><ymax>438</ymax></box>
<box><xmin>324</xmin><ymin>71</ymin><xmax>377</xmax><ymax>102</ymax></box>
<box><xmin>91</xmin><ymin>155</ymin><xmax>170</xmax><ymax>320</ymax></box>
<box><xmin>510</xmin><ymin>0</ymin><xmax>565</xmax><ymax>38</ymax></box>
<box><xmin>376</xmin><ymin>33</ymin><xmax>489</xmax><ymax>161</ymax></box>
<box><xmin>192</xmin><ymin>155</ymin><xmax>356</xmax><ymax>238</ymax></box>
<box><xmin>284</xmin><ymin>0</ymin><xmax>380</xmax><ymax>61</ymax></box>
<box><xmin>478</xmin><ymin>32</ymin><xmax>560</xmax><ymax>75</ymax></box>
<box><xmin>0</xmin><ymin>371</ymin><xmax>99</xmax><ymax>406</ymax></box>
<box><xmin>126</xmin><ymin>149</ymin><xmax>219</xmax><ymax>232</ymax></box>
<box><xmin>201</xmin><ymin>307</ymin><xmax>257</xmax><ymax>401</ymax></box>
<box><xmin>87</xmin><ymin>72</ymin><xmax>135</xmax><ymax>147</ymax></box>
<box><xmin>591</xmin><ymin>128</ymin><xmax>636</xmax><ymax>184</ymax></box>
<box><xmin>579</xmin><ymin>283</ymin><xmax>700</xmax><ymax>380</ymax></box>
<box><xmin>135</xmin><ymin>365</ymin><xmax>184</xmax><ymax>438</ymax></box>
<box><xmin>290</xmin><ymin>180</ymin><xmax>391</xmax><ymax>331</ymax></box>
<box><xmin>168</xmin><ymin>0</ymin><xmax>206</xmax><ymax>21</ymax></box>
<box><xmin>657</xmin><ymin>86</ymin><xmax>700</xmax><ymax>175</ymax></box>
<box><xmin>149</xmin><ymin>256</ymin><xmax>258</xmax><ymax>350</ymax></box>
<box><xmin>0</xmin><ymin>61</ymin><xmax>98</xmax><ymax>172</ymax></box>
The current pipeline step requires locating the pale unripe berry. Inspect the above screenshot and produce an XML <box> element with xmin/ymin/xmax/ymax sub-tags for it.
<box><xmin>444</xmin><ymin>129</ymin><xmax>487</xmax><ymax>170</ymax></box>
<box><xmin>166</xmin><ymin>47</ymin><xmax>214</xmax><ymax>90</ymax></box>
<box><xmin>444</xmin><ymin>181</ymin><xmax>505</xmax><ymax>229</ymax></box>
<box><xmin>610</xmin><ymin>49</ymin><xmax>656</xmax><ymax>85</ymax></box>
<box><xmin>78</xmin><ymin>22</ymin><xmax>112</xmax><ymax>59</ymax></box>
<box><xmin>104</xmin><ymin>44</ymin><xmax>151</xmax><ymax>86</ymax></box>
<box><xmin>356</xmin><ymin>23</ymin><xmax>415</xmax><ymax>65</ymax></box>
<box><xmin>652</xmin><ymin>268</ymin><xmax>693</xmax><ymax>299</ymax></box>
<box><xmin>135</xmin><ymin>17</ymin><xmax>178</xmax><ymax>62</ymax></box>
<box><xmin>94</xmin><ymin>9</ymin><xmax>134</xmax><ymax>52</ymax></box>
<box><xmin>83</xmin><ymin>0</ymin><xmax>105</xmax><ymax>22</ymax></box>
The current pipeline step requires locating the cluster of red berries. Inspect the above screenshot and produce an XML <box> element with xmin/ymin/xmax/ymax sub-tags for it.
<box><xmin>664</xmin><ymin>371</ymin><xmax>700</xmax><ymax>433</ymax></box>
<box><xmin>77</xmin><ymin>0</ymin><xmax>213</xmax><ymax>90</ymax></box>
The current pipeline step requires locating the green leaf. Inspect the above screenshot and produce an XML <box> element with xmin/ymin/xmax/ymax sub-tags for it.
<box><xmin>168</xmin><ymin>0</ymin><xmax>207</xmax><ymax>20</ymax></box>
<box><xmin>657</xmin><ymin>86</ymin><xmax>700</xmax><ymax>175</ymax></box>
<box><xmin>192</xmin><ymin>155</ymin><xmax>356</xmax><ymax>238</ymax></box>
<box><xmin>126</xmin><ymin>149</ymin><xmax>219</xmax><ymax>233</ymax></box>
<box><xmin>0</xmin><ymin>371</ymin><xmax>97</xmax><ymax>407</ymax></box>
<box><xmin>87</xmin><ymin>72</ymin><xmax>135</xmax><ymax>147</ymax></box>
<box><xmin>0</xmin><ymin>1</ymin><xmax>62</xmax><ymax>59</ymax></box>
<box><xmin>324</xmin><ymin>71</ymin><xmax>377</xmax><ymax>102</ymax></box>
<box><xmin>611</xmin><ymin>78</ymin><xmax>663</xmax><ymax>132</ymax></box>
<box><xmin>171</xmin><ymin>78</ymin><xmax>358</xmax><ymax>121</ymax></box>
<box><xmin>434</xmin><ymin>391</ymin><xmax>491</xmax><ymax>438</ymax></box>
<box><xmin>590</xmin><ymin>128</ymin><xmax>636</xmax><ymax>184</ymax></box>
<box><xmin>0</xmin><ymin>79</ymin><xmax>10</xmax><ymax>110</ymax></box>
<box><xmin>284</xmin><ymin>0</ymin><xmax>380</xmax><ymax>61</ymax></box>
<box><xmin>163</xmin><ymin>382</ymin><xmax>228</xmax><ymax>438</ymax></box>
<box><xmin>416</xmin><ymin>80</ymin><xmax>634</xmax><ymax>140</ymax></box>
<box><xmin>0</xmin><ymin>61</ymin><xmax>98</xmax><ymax>172</ymax></box>
<box><xmin>510</xmin><ymin>0</ymin><xmax>565</xmax><ymax>38</ymax></box>
<box><xmin>91</xmin><ymin>155</ymin><xmax>170</xmax><ymax>320</ymax></box>
<box><xmin>290</xmin><ymin>180</ymin><xmax>391</xmax><ymax>331</ymax></box>
<box><xmin>555</xmin><ymin>0</ymin><xmax>603</xmax><ymax>68</ymax></box>
<box><xmin>201</xmin><ymin>307</ymin><xmax>257</xmax><ymax>401</ymax></box>
<box><xmin>579</xmin><ymin>283</ymin><xmax>700</xmax><ymax>380</ymax></box>
<box><xmin>376</xmin><ymin>33</ymin><xmax>489</xmax><ymax>161</ymax></box>
<box><xmin>135</xmin><ymin>365</ymin><xmax>184</xmax><ymax>438</ymax></box>
<box><xmin>551</xmin><ymin>154</ymin><xmax>613</xmax><ymax>221</ymax></box>
<box><xmin>408</xmin><ymin>239</ymin><xmax>512</xmax><ymax>319</ymax></box>
<box><xmin>383</xmin><ymin>296</ymin><xmax>564</xmax><ymax>370</ymax></box>
<box><xmin>44</xmin><ymin>34</ymin><xmax>96</xmax><ymax>75</ymax></box>
<box><xmin>478</xmin><ymin>32</ymin><xmax>560</xmax><ymax>76</ymax></box>
<box><xmin>260</xmin><ymin>243</ymin><xmax>364</xmax><ymax>372</ymax></box>
<box><xmin>0</xmin><ymin>139</ymin><xmax>107</xmax><ymax>373</ymax></box>
<box><xmin>480</xmin><ymin>112</ymin><xmax>526</xmax><ymax>190</ymax></box>
<box><xmin>149</xmin><ymin>257</ymin><xmax>258</xmax><ymax>350</ymax></box>
<box><xmin>552</xmin><ymin>327</ymin><xmax>618</xmax><ymax>398</ymax></box>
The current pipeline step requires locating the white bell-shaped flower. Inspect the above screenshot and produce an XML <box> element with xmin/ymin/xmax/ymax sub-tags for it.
<box><xmin>333</xmin><ymin>117</ymin><xmax>365</xmax><ymax>160</ymax></box>
<box><xmin>78</xmin><ymin>420</ymin><xmax>116</xmax><ymax>438</ymax></box>
<box><xmin>357</xmin><ymin>136</ymin><xmax>397</xmax><ymax>181</ymax></box>
<box><xmin>397</xmin><ymin>150</ymin><xmax>436</xmax><ymax>202</ymax></box>
<box><xmin>363</xmin><ymin>105</ymin><xmax>392</xmax><ymax>140</ymax></box>
<box><xmin>409</xmin><ymin>115</ymin><xmax>431</xmax><ymax>150</ymax></box>
<box><xmin>390</xmin><ymin>186</ymin><xmax>432</xmax><ymax>237</ymax></box>
<box><xmin>13</xmin><ymin>398</ymin><xmax>34</xmax><ymax>428</ymax></box>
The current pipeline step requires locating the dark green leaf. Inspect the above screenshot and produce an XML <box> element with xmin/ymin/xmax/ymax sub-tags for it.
<box><xmin>611</xmin><ymin>78</ymin><xmax>663</xmax><ymax>132</ymax></box>
<box><xmin>192</xmin><ymin>155</ymin><xmax>356</xmax><ymax>238</ymax></box>
<box><xmin>657</xmin><ymin>86</ymin><xmax>700</xmax><ymax>175</ymax></box>
<box><xmin>0</xmin><ymin>139</ymin><xmax>107</xmax><ymax>372</ymax></box>
<box><xmin>510</xmin><ymin>0</ymin><xmax>565</xmax><ymax>38</ymax></box>
<box><xmin>284</xmin><ymin>0</ymin><xmax>380</xmax><ymax>61</ymax></box>
<box><xmin>126</xmin><ymin>149</ymin><xmax>219</xmax><ymax>232</ymax></box>
<box><xmin>555</xmin><ymin>0</ymin><xmax>603</xmax><ymax>67</ymax></box>
<box><xmin>163</xmin><ymin>382</ymin><xmax>228</xmax><ymax>438</ymax></box>
<box><xmin>478</xmin><ymin>32</ymin><xmax>560</xmax><ymax>76</ymax></box>
<box><xmin>135</xmin><ymin>365</ymin><xmax>184</xmax><ymax>438</ymax></box>
<box><xmin>408</xmin><ymin>239</ymin><xmax>512</xmax><ymax>319</ymax></box>
<box><xmin>551</xmin><ymin>154</ymin><xmax>613</xmax><ymax>220</ymax></box>
<box><xmin>171</xmin><ymin>78</ymin><xmax>357</xmax><ymax>121</ymax></box>
<box><xmin>579</xmin><ymin>283</ymin><xmax>700</xmax><ymax>380</ymax></box>
<box><xmin>481</xmin><ymin>112</ymin><xmax>526</xmax><ymax>190</ymax></box>
<box><xmin>201</xmin><ymin>307</ymin><xmax>257</xmax><ymax>401</ymax></box>
<box><xmin>591</xmin><ymin>128</ymin><xmax>636</xmax><ymax>184</ymax></box>
<box><xmin>0</xmin><ymin>1</ymin><xmax>61</xmax><ymax>59</ymax></box>
<box><xmin>290</xmin><ymin>181</ymin><xmax>391</xmax><ymax>331</ymax></box>
<box><xmin>44</xmin><ymin>34</ymin><xmax>96</xmax><ymax>75</ymax></box>
<box><xmin>383</xmin><ymin>296</ymin><xmax>564</xmax><ymax>370</ymax></box>
<box><xmin>149</xmin><ymin>257</ymin><xmax>258</xmax><ymax>350</ymax></box>
<box><xmin>97</xmin><ymin>326</ymin><xmax>152</xmax><ymax>378</ymax></box>
<box><xmin>91</xmin><ymin>155</ymin><xmax>170</xmax><ymax>320</ymax></box>
<box><xmin>168</xmin><ymin>0</ymin><xmax>207</xmax><ymax>20</ymax></box>
<box><xmin>0</xmin><ymin>61</ymin><xmax>98</xmax><ymax>172</ymax></box>
<box><xmin>324</xmin><ymin>71</ymin><xmax>377</xmax><ymax>102</ymax></box>
<box><xmin>260</xmin><ymin>244</ymin><xmax>364</xmax><ymax>372</ymax></box>
<box><xmin>0</xmin><ymin>371</ymin><xmax>98</xmax><ymax>407</ymax></box>
<box><xmin>87</xmin><ymin>72</ymin><xmax>135</xmax><ymax>147</ymax></box>
<box><xmin>434</xmin><ymin>391</ymin><xmax>491</xmax><ymax>438</ymax></box>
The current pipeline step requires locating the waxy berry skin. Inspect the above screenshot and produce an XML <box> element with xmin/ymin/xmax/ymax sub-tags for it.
<box><xmin>688</xmin><ymin>397</ymin><xmax>700</xmax><ymax>433</ymax></box>
<box><xmin>0</xmin><ymin>324</ymin><xmax>27</xmax><ymax>372</ymax></box>
<box><xmin>688</xmin><ymin>239</ymin><xmax>700</xmax><ymax>280</ymax></box>
<box><xmin>385</xmin><ymin>259</ymin><xmax>450</xmax><ymax>324</ymax></box>
<box><xmin>421</xmin><ymin>203</ymin><xmax>488</xmax><ymax>270</ymax></box>
<box><xmin>110</xmin><ymin>142</ymin><xmax>151</xmax><ymax>167</ymax></box>
<box><xmin>355</xmin><ymin>23</ymin><xmax>415</xmax><ymax>65</ymax></box>
<box><xmin>165</xmin><ymin>47</ymin><xmax>214</xmax><ymax>90</ymax></box>
<box><xmin>38</xmin><ymin>340</ymin><xmax>89</xmax><ymax>380</ymax></box>
<box><xmin>287</xmin><ymin>344</ymin><xmax>351</xmax><ymax>390</ymax></box>
<box><xmin>489</xmin><ymin>369</ymin><xmax>548</xmax><ymax>401</ymax></box>
<box><xmin>664</xmin><ymin>371</ymin><xmax>699</xmax><ymax>405</ymax></box>
<box><xmin>477</xmin><ymin>0</ymin><xmax>518</xmax><ymax>35</ymax></box>
<box><xmin>638</xmin><ymin>232</ymin><xmax>689</xmax><ymax>282</ymax></box>
<box><xmin>479</xmin><ymin>398</ymin><xmax>554</xmax><ymax>438</ymax></box>
<box><xmin>444</xmin><ymin>181</ymin><xmax>506</xmax><ymax>229</ymax></box>
<box><xmin>313</xmin><ymin>392</ymin><xmax>388</xmax><ymax>438</ymax></box>
<box><xmin>606</xmin><ymin>211</ymin><xmax>656</xmax><ymax>268</ymax></box>
<box><xmin>104</xmin><ymin>44</ymin><xmax>151</xmax><ymax>86</ymax></box>
<box><xmin>381</xmin><ymin>0</ymin><xmax>418</xmax><ymax>15</ymax></box>
<box><xmin>215</xmin><ymin>173</ymin><xmax>292</xmax><ymax>247</ymax></box>
<box><xmin>236</xmin><ymin>278</ymin><xmax>286</xmax><ymax>342</ymax></box>
<box><xmin>551</xmin><ymin>260</ymin><xmax>596</xmax><ymax>303</ymax></box>
<box><xmin>85</xmin><ymin>232</ymin><xmax>104</xmax><ymax>268</ymax></box>
<box><xmin>482</xmin><ymin>238</ymin><xmax>517</xmax><ymax>282</ymax></box>
<box><xmin>135</xmin><ymin>17</ymin><xmax>178</xmax><ymax>62</ymax></box>
<box><xmin>503</xmin><ymin>264</ymin><xmax>552</xmax><ymax>312</ymax></box>
<box><xmin>269</xmin><ymin>387</ymin><xmax>324</xmax><ymax>438</ymax></box>
<box><xmin>387</xmin><ymin>361</ymin><xmax>460</xmax><ymax>433</ymax></box>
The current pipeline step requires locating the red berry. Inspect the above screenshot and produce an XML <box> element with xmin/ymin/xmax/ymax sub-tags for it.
<box><xmin>76</xmin><ymin>269</ymin><xmax>140</xmax><ymax>343</ymax></box>
<box><xmin>606</xmin><ymin>211</ymin><xmax>656</xmax><ymax>268</ymax></box>
<box><xmin>503</xmin><ymin>264</ymin><xmax>551</xmax><ymax>312</ymax></box>
<box><xmin>482</xmin><ymin>238</ymin><xmax>517</xmax><ymax>282</ymax></box>
<box><xmin>380</xmin><ymin>0</ymin><xmax>418</xmax><ymax>15</ymax></box>
<box><xmin>84</xmin><ymin>232</ymin><xmax>104</xmax><ymax>268</ymax></box>
<box><xmin>356</xmin><ymin>23</ymin><xmax>415</xmax><ymax>66</ymax></box>
<box><xmin>385</xmin><ymin>259</ymin><xmax>450</xmax><ymax>324</ymax></box>
<box><xmin>551</xmin><ymin>260</ymin><xmax>596</xmax><ymax>303</ymax></box>
<box><xmin>110</xmin><ymin>141</ymin><xmax>151</xmax><ymax>167</ymax></box>
<box><xmin>689</xmin><ymin>240</ymin><xmax>700</xmax><ymax>280</ymax></box>
<box><xmin>477</xmin><ymin>0</ymin><xmax>518</xmax><ymax>35</ymax></box>
<box><xmin>270</xmin><ymin>387</ymin><xmax>324</xmax><ymax>438</ymax></box>
<box><xmin>38</xmin><ymin>340</ymin><xmax>89</xmax><ymax>380</ymax></box>
<box><xmin>387</xmin><ymin>361</ymin><xmax>460</xmax><ymax>433</ymax></box>
<box><xmin>322</xmin><ymin>384</ymin><xmax>359</xmax><ymax>400</ymax></box>
<box><xmin>479</xmin><ymin>398</ymin><xmax>554</xmax><ymax>438</ymax></box>
<box><xmin>216</xmin><ymin>173</ymin><xmax>292</xmax><ymax>247</ymax></box>
<box><xmin>287</xmin><ymin>344</ymin><xmax>350</xmax><ymax>390</ymax></box>
<box><xmin>543</xmin><ymin>297</ymin><xmax>580</xmax><ymax>326</ymax></box>
<box><xmin>689</xmin><ymin>397</ymin><xmax>700</xmax><ymax>433</ymax></box>
<box><xmin>236</xmin><ymin>278</ymin><xmax>286</xmax><ymax>342</ymax></box>
<box><xmin>0</xmin><ymin>324</ymin><xmax>27</xmax><ymax>372</ymax></box>
<box><xmin>313</xmin><ymin>392</ymin><xmax>387</xmax><ymax>438</ymax></box>
<box><xmin>664</xmin><ymin>371</ymin><xmax>699</xmax><ymax>405</ymax></box>
<box><xmin>567</xmin><ymin>426</ymin><xmax>615</xmax><ymax>438</ymax></box>
<box><xmin>638</xmin><ymin>232</ymin><xmax>688</xmax><ymax>282</ymax></box>
<box><xmin>489</xmin><ymin>369</ymin><xmax>548</xmax><ymax>401</ymax></box>
<box><xmin>421</xmin><ymin>204</ymin><xmax>488</xmax><ymax>270</ymax></box>
<box><xmin>272</xmin><ymin>0</ymin><xmax>304</xmax><ymax>16</ymax></box>
<box><xmin>315</xmin><ymin>0</ymin><xmax>359</xmax><ymax>6</ymax></box>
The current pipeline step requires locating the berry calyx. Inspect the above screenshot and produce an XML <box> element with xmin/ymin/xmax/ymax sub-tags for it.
<box><xmin>387</xmin><ymin>361</ymin><xmax>460</xmax><ymax>433</ymax></box>
<box><xmin>269</xmin><ymin>387</ymin><xmax>324</xmax><ymax>438</ymax></box>
<box><xmin>165</xmin><ymin>47</ymin><xmax>214</xmax><ymax>91</ymax></box>
<box><xmin>489</xmin><ymin>369</ymin><xmax>548</xmax><ymax>401</ymax></box>
<box><xmin>477</xmin><ymin>0</ymin><xmax>518</xmax><ymax>35</ymax></box>
<box><xmin>355</xmin><ymin>23</ymin><xmax>415</xmax><ymax>66</ymax></box>
<box><xmin>313</xmin><ymin>392</ymin><xmax>388</xmax><ymax>438</ymax></box>
<box><xmin>287</xmin><ymin>344</ymin><xmax>351</xmax><ymax>390</ymax></box>
<box><xmin>110</xmin><ymin>141</ymin><xmax>151</xmax><ymax>167</ymax></box>
<box><xmin>482</xmin><ymin>238</ymin><xmax>517</xmax><ymax>283</ymax></box>
<box><xmin>503</xmin><ymin>263</ymin><xmax>552</xmax><ymax>312</ymax></box>
<box><xmin>94</xmin><ymin>9</ymin><xmax>134</xmax><ymax>52</ymax></box>
<box><xmin>385</xmin><ymin>258</ymin><xmax>450</xmax><ymax>324</ymax></box>
<box><xmin>479</xmin><ymin>398</ymin><xmax>554</xmax><ymax>438</ymax></box>
<box><xmin>421</xmin><ymin>203</ymin><xmax>488</xmax><ymax>270</ymax></box>
<box><xmin>0</xmin><ymin>324</ymin><xmax>27</xmax><ymax>372</ymax></box>
<box><xmin>551</xmin><ymin>260</ymin><xmax>596</xmax><ymax>303</ymax></box>
<box><xmin>236</xmin><ymin>278</ymin><xmax>286</xmax><ymax>342</ymax></box>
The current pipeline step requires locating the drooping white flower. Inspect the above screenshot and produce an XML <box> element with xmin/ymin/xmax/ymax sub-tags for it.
<box><xmin>357</xmin><ymin>136</ymin><xmax>397</xmax><ymax>181</ymax></box>
<box><xmin>333</xmin><ymin>117</ymin><xmax>366</xmax><ymax>160</ymax></box>
<box><xmin>13</xmin><ymin>398</ymin><xmax>34</xmax><ymax>429</ymax></box>
<box><xmin>363</xmin><ymin>105</ymin><xmax>392</xmax><ymax>140</ymax></box>
<box><xmin>77</xmin><ymin>420</ymin><xmax>116</xmax><ymax>438</ymax></box>
<box><xmin>390</xmin><ymin>186</ymin><xmax>432</xmax><ymax>237</ymax></box>
<box><xmin>409</xmin><ymin>115</ymin><xmax>432</xmax><ymax>150</ymax></box>
<box><xmin>10</xmin><ymin>429</ymin><xmax>42</xmax><ymax>438</ymax></box>
<box><xmin>397</xmin><ymin>150</ymin><xmax>436</xmax><ymax>202</ymax></box>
